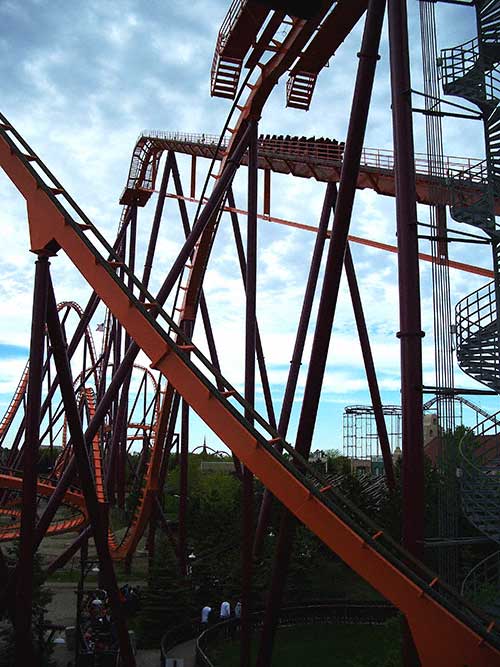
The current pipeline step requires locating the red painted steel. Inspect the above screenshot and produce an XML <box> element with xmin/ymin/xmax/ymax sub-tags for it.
<box><xmin>210</xmin><ymin>1</ymin><xmax>270</xmax><ymax>98</ymax></box>
<box><xmin>121</xmin><ymin>131</ymin><xmax>499</xmax><ymax>214</ymax></box>
<box><xmin>0</xmin><ymin>2</ymin><xmax>498</xmax><ymax>663</ymax></box>
<box><xmin>0</xmin><ymin>113</ymin><xmax>498</xmax><ymax>666</ymax></box>
<box><xmin>162</xmin><ymin>190</ymin><xmax>495</xmax><ymax>278</ymax></box>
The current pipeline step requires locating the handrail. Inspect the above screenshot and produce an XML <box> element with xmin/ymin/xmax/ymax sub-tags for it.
<box><xmin>440</xmin><ymin>36</ymin><xmax>500</xmax><ymax>105</ymax></box>
<box><xmin>194</xmin><ymin>603</ymin><xmax>398</xmax><ymax>666</ymax></box>
<box><xmin>462</xmin><ymin>549</ymin><xmax>500</xmax><ymax>599</ymax></box>
<box><xmin>130</xmin><ymin>130</ymin><xmax>483</xmax><ymax>184</ymax></box>
<box><xmin>210</xmin><ymin>0</ymin><xmax>246</xmax><ymax>92</ymax></box>
<box><xmin>456</xmin><ymin>280</ymin><xmax>496</xmax><ymax>334</ymax></box>
<box><xmin>159</xmin><ymin>603</ymin><xmax>397</xmax><ymax>665</ymax></box>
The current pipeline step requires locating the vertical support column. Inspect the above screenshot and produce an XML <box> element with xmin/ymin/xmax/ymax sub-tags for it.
<box><xmin>118</xmin><ymin>205</ymin><xmax>137</xmax><ymax>510</ymax></box>
<box><xmin>241</xmin><ymin>118</ymin><xmax>258</xmax><ymax>667</ymax></box>
<box><xmin>388</xmin><ymin>3</ymin><xmax>424</xmax><ymax>663</ymax></box>
<box><xmin>15</xmin><ymin>253</ymin><xmax>50</xmax><ymax>665</ymax></box>
<box><xmin>263</xmin><ymin>168</ymin><xmax>271</xmax><ymax>216</ymax></box>
<box><xmin>179</xmin><ymin>322</ymin><xmax>191</xmax><ymax>577</ymax></box>
<box><xmin>256</xmin><ymin>2</ymin><xmax>386</xmax><ymax>664</ymax></box>
<box><xmin>190</xmin><ymin>154</ymin><xmax>197</xmax><ymax>199</ymax></box>
<box><xmin>142</xmin><ymin>154</ymin><xmax>173</xmax><ymax>292</ymax></box>
<box><xmin>226</xmin><ymin>187</ymin><xmax>277</xmax><ymax>431</ymax></box>
<box><xmin>387</xmin><ymin>0</ymin><xmax>424</xmax><ymax>559</ymax></box>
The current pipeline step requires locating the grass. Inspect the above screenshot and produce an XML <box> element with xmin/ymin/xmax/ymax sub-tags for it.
<box><xmin>207</xmin><ymin>620</ymin><xmax>402</xmax><ymax>667</ymax></box>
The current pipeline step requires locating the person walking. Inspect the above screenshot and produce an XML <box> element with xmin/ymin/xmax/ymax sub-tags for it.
<box><xmin>200</xmin><ymin>605</ymin><xmax>212</xmax><ymax>632</ymax></box>
<box><xmin>219</xmin><ymin>600</ymin><xmax>231</xmax><ymax>620</ymax></box>
<box><xmin>219</xmin><ymin>599</ymin><xmax>231</xmax><ymax>638</ymax></box>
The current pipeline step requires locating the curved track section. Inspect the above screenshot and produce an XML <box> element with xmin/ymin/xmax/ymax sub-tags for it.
<box><xmin>0</xmin><ymin>114</ymin><xmax>499</xmax><ymax>665</ymax></box>
<box><xmin>122</xmin><ymin>131</ymin><xmax>491</xmax><ymax>211</ymax></box>
<box><xmin>0</xmin><ymin>470</ymin><xmax>87</xmax><ymax>540</ymax></box>
<box><xmin>0</xmin><ymin>361</ymin><xmax>28</xmax><ymax>446</ymax></box>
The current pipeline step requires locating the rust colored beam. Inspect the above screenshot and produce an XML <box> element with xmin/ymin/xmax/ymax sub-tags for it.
<box><xmin>253</xmin><ymin>182</ymin><xmax>337</xmax><ymax>558</ymax></box>
<box><xmin>190</xmin><ymin>154</ymin><xmax>196</xmax><ymax>199</ymax></box>
<box><xmin>241</xmin><ymin>119</ymin><xmax>258</xmax><ymax>667</ymax></box>
<box><xmin>164</xmin><ymin>192</ymin><xmax>495</xmax><ymax>279</ymax></box>
<box><xmin>227</xmin><ymin>187</ymin><xmax>277</xmax><ymax>430</ymax></box>
<box><xmin>344</xmin><ymin>244</ymin><xmax>395</xmax><ymax>491</ymax></box>
<box><xmin>15</xmin><ymin>253</ymin><xmax>49</xmax><ymax>665</ymax></box>
<box><xmin>290</xmin><ymin>0</ymin><xmax>368</xmax><ymax>75</ymax></box>
<box><xmin>388</xmin><ymin>0</ymin><xmax>424</xmax><ymax>561</ymax></box>
<box><xmin>263</xmin><ymin>168</ymin><xmax>271</xmax><ymax>216</ymax></box>
<box><xmin>45</xmin><ymin>276</ymin><xmax>135</xmax><ymax>667</ymax></box>
<box><xmin>256</xmin><ymin>3</ymin><xmax>386</xmax><ymax>663</ymax></box>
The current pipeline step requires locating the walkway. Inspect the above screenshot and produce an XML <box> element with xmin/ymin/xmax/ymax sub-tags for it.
<box><xmin>164</xmin><ymin>638</ymin><xmax>197</xmax><ymax>667</ymax></box>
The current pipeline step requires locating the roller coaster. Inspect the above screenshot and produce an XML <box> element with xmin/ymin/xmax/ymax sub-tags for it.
<box><xmin>0</xmin><ymin>1</ymin><xmax>499</xmax><ymax>665</ymax></box>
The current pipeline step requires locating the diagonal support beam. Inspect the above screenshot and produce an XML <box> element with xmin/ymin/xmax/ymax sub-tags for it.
<box><xmin>45</xmin><ymin>273</ymin><xmax>135</xmax><ymax>667</ymax></box>
<box><xmin>256</xmin><ymin>2</ymin><xmax>387</xmax><ymax>664</ymax></box>
<box><xmin>253</xmin><ymin>181</ymin><xmax>337</xmax><ymax>557</ymax></box>
<box><xmin>15</xmin><ymin>253</ymin><xmax>50</xmax><ymax>665</ymax></box>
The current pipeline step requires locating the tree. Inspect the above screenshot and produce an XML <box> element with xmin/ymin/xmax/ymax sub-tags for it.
<box><xmin>0</xmin><ymin>543</ymin><xmax>54</xmax><ymax>666</ymax></box>
<box><xmin>136</xmin><ymin>537</ymin><xmax>194</xmax><ymax>648</ymax></box>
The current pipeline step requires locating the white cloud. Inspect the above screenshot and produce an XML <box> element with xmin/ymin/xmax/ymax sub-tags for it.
<box><xmin>0</xmin><ymin>1</ymin><xmax>490</xmax><ymax>455</ymax></box>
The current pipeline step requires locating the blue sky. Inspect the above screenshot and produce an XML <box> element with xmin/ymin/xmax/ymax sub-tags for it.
<box><xmin>0</xmin><ymin>0</ymin><xmax>494</xmax><ymax>454</ymax></box>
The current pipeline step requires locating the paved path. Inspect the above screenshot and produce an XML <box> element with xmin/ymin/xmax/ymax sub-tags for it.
<box><xmin>164</xmin><ymin>638</ymin><xmax>197</xmax><ymax>667</ymax></box>
<box><xmin>53</xmin><ymin>646</ymin><xmax>159</xmax><ymax>666</ymax></box>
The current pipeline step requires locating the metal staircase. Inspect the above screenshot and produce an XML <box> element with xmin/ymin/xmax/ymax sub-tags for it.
<box><xmin>459</xmin><ymin>420</ymin><xmax>500</xmax><ymax>618</ymax></box>
<box><xmin>440</xmin><ymin>2</ymin><xmax>500</xmax><ymax>232</ymax></box>
<box><xmin>440</xmin><ymin>0</ymin><xmax>500</xmax><ymax>618</ymax></box>
<box><xmin>456</xmin><ymin>281</ymin><xmax>499</xmax><ymax>389</ymax></box>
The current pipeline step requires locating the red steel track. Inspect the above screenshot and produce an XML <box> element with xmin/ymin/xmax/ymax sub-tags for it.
<box><xmin>122</xmin><ymin>131</ymin><xmax>494</xmax><ymax>212</ymax></box>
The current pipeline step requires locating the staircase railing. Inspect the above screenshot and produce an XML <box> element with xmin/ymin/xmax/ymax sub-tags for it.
<box><xmin>462</xmin><ymin>549</ymin><xmax>500</xmax><ymax>608</ymax></box>
<box><xmin>440</xmin><ymin>36</ymin><xmax>500</xmax><ymax>104</ymax></box>
<box><xmin>458</xmin><ymin>419</ymin><xmax>500</xmax><ymax>545</ymax></box>
<box><xmin>210</xmin><ymin>0</ymin><xmax>246</xmax><ymax>96</ymax></box>
<box><xmin>456</xmin><ymin>279</ymin><xmax>496</xmax><ymax>358</ymax></box>
<box><xmin>446</xmin><ymin>158</ymin><xmax>494</xmax><ymax>227</ymax></box>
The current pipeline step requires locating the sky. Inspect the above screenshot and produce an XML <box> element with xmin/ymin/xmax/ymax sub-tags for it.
<box><xmin>0</xmin><ymin>0</ymin><xmax>494</xmax><ymax>456</ymax></box>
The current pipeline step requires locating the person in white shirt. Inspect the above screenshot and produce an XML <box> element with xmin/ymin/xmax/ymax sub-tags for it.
<box><xmin>201</xmin><ymin>605</ymin><xmax>212</xmax><ymax>625</ymax></box>
<box><xmin>219</xmin><ymin>600</ymin><xmax>231</xmax><ymax>619</ymax></box>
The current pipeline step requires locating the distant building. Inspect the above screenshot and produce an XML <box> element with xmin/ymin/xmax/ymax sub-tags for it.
<box><xmin>200</xmin><ymin>460</ymin><xmax>235</xmax><ymax>474</ymax></box>
<box><xmin>309</xmin><ymin>450</ymin><xmax>328</xmax><ymax>464</ymax></box>
<box><xmin>423</xmin><ymin>413</ymin><xmax>439</xmax><ymax>446</ymax></box>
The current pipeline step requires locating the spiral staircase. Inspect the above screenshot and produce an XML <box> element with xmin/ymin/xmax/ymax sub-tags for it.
<box><xmin>440</xmin><ymin>0</ymin><xmax>500</xmax><ymax>618</ymax></box>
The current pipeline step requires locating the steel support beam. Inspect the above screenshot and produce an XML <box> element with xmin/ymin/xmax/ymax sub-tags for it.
<box><xmin>253</xmin><ymin>182</ymin><xmax>337</xmax><ymax>557</ymax></box>
<box><xmin>256</xmin><ymin>3</ymin><xmax>386</xmax><ymax>663</ymax></box>
<box><xmin>241</xmin><ymin>119</ymin><xmax>258</xmax><ymax>667</ymax></box>
<box><xmin>344</xmin><ymin>245</ymin><xmax>396</xmax><ymax>491</ymax></box>
<box><xmin>388</xmin><ymin>1</ymin><xmax>424</xmax><ymax>663</ymax></box>
<box><xmin>45</xmin><ymin>275</ymin><xmax>135</xmax><ymax>667</ymax></box>
<box><xmin>387</xmin><ymin>0</ymin><xmax>424</xmax><ymax>559</ymax></box>
<box><xmin>15</xmin><ymin>253</ymin><xmax>50</xmax><ymax>665</ymax></box>
<box><xmin>227</xmin><ymin>187</ymin><xmax>277</xmax><ymax>430</ymax></box>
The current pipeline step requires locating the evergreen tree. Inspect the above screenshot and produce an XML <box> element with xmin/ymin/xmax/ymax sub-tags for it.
<box><xmin>136</xmin><ymin>537</ymin><xmax>194</xmax><ymax>648</ymax></box>
<box><xmin>0</xmin><ymin>542</ymin><xmax>54</xmax><ymax>666</ymax></box>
